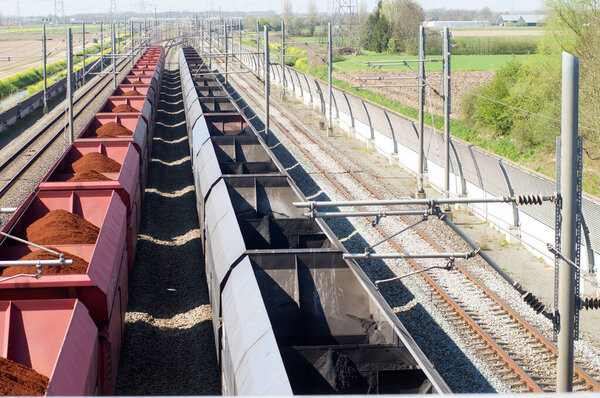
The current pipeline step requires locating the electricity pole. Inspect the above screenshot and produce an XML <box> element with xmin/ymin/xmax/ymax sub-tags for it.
<box><xmin>82</xmin><ymin>22</ymin><xmax>86</xmax><ymax>83</ymax></box>
<box><xmin>264</xmin><ymin>25</ymin><xmax>270</xmax><ymax>145</ymax></box>
<box><xmin>557</xmin><ymin>51</ymin><xmax>579</xmax><ymax>393</ymax></box>
<box><xmin>100</xmin><ymin>22</ymin><xmax>104</xmax><ymax>68</ymax></box>
<box><xmin>66</xmin><ymin>28</ymin><xmax>74</xmax><ymax>144</ymax></box>
<box><xmin>443</xmin><ymin>27</ymin><xmax>451</xmax><ymax>208</ymax></box>
<box><xmin>281</xmin><ymin>20</ymin><xmax>286</xmax><ymax>98</ymax></box>
<box><xmin>112</xmin><ymin>22</ymin><xmax>117</xmax><ymax>90</ymax></box>
<box><xmin>42</xmin><ymin>24</ymin><xmax>48</xmax><ymax>113</ymax></box>
<box><xmin>328</xmin><ymin>22</ymin><xmax>333</xmax><ymax>134</ymax></box>
<box><xmin>417</xmin><ymin>25</ymin><xmax>426</xmax><ymax>198</ymax></box>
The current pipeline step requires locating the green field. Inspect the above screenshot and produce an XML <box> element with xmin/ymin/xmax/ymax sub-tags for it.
<box><xmin>427</xmin><ymin>26</ymin><xmax>543</xmax><ymax>31</ymax></box>
<box><xmin>332</xmin><ymin>53</ymin><xmax>537</xmax><ymax>72</ymax></box>
<box><xmin>289</xmin><ymin>36</ymin><xmax>327</xmax><ymax>43</ymax></box>
<box><xmin>0</xmin><ymin>24</ymin><xmax>104</xmax><ymax>35</ymax></box>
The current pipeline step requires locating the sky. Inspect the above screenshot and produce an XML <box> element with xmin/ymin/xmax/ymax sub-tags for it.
<box><xmin>3</xmin><ymin>0</ymin><xmax>545</xmax><ymax>18</ymax></box>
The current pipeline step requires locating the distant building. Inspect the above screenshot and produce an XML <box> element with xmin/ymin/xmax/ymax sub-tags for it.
<box><xmin>423</xmin><ymin>20</ymin><xmax>491</xmax><ymax>28</ymax></box>
<box><xmin>519</xmin><ymin>15</ymin><xmax>546</xmax><ymax>26</ymax></box>
<box><xmin>496</xmin><ymin>15</ymin><xmax>522</xmax><ymax>25</ymax></box>
<box><xmin>496</xmin><ymin>14</ymin><xmax>546</xmax><ymax>26</ymax></box>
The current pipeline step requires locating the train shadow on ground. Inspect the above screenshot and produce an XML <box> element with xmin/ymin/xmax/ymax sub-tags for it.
<box><xmin>115</xmin><ymin>68</ymin><xmax>221</xmax><ymax>395</ymax></box>
<box><xmin>221</xmin><ymin>75</ymin><xmax>496</xmax><ymax>393</ymax></box>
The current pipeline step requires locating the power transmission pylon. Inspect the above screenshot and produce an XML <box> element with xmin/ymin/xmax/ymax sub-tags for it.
<box><xmin>54</xmin><ymin>0</ymin><xmax>64</xmax><ymax>24</ymax></box>
<box><xmin>331</xmin><ymin>0</ymin><xmax>357</xmax><ymax>47</ymax></box>
<box><xmin>16</xmin><ymin>0</ymin><xmax>20</xmax><ymax>26</ymax></box>
<box><xmin>139</xmin><ymin>0</ymin><xmax>146</xmax><ymax>16</ymax></box>
<box><xmin>109</xmin><ymin>0</ymin><xmax>117</xmax><ymax>17</ymax></box>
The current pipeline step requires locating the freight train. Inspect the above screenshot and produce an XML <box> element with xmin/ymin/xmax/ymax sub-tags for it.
<box><xmin>0</xmin><ymin>46</ymin><xmax>164</xmax><ymax>396</ymax></box>
<box><xmin>178</xmin><ymin>47</ymin><xmax>452</xmax><ymax>394</ymax></box>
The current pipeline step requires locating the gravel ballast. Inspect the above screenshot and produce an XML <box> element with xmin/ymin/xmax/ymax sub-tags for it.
<box><xmin>115</xmin><ymin>50</ymin><xmax>220</xmax><ymax>395</ymax></box>
<box><xmin>223</xmin><ymin>63</ymin><xmax>600</xmax><ymax>391</ymax></box>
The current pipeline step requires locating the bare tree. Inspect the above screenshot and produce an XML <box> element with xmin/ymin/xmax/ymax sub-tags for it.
<box><xmin>381</xmin><ymin>0</ymin><xmax>424</xmax><ymax>52</ymax></box>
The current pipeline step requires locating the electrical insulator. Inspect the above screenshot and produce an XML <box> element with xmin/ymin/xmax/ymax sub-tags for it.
<box><xmin>515</xmin><ymin>194</ymin><xmax>543</xmax><ymax>205</ymax></box>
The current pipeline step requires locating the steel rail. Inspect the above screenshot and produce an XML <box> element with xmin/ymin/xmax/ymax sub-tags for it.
<box><xmin>0</xmin><ymin>53</ymin><xmax>134</xmax><ymax>198</ymax></box>
<box><xmin>225</xmin><ymin>58</ymin><xmax>600</xmax><ymax>392</ymax></box>
<box><xmin>224</xmin><ymin>66</ymin><xmax>543</xmax><ymax>393</ymax></box>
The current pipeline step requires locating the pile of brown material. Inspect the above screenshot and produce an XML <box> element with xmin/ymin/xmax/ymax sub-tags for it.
<box><xmin>0</xmin><ymin>357</ymin><xmax>49</xmax><ymax>396</ymax></box>
<box><xmin>67</xmin><ymin>170</ymin><xmax>112</xmax><ymax>182</ymax></box>
<box><xmin>112</xmin><ymin>104</ymin><xmax>139</xmax><ymax>113</ymax></box>
<box><xmin>121</xmin><ymin>89</ymin><xmax>142</xmax><ymax>96</ymax></box>
<box><xmin>1</xmin><ymin>248</ymin><xmax>89</xmax><ymax>276</ymax></box>
<box><xmin>72</xmin><ymin>152</ymin><xmax>121</xmax><ymax>173</ymax></box>
<box><xmin>95</xmin><ymin>122</ymin><xmax>133</xmax><ymax>137</ymax></box>
<box><xmin>26</xmin><ymin>209</ymin><xmax>99</xmax><ymax>245</ymax></box>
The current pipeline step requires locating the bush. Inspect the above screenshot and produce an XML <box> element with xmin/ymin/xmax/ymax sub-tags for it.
<box><xmin>461</xmin><ymin>55</ymin><xmax>561</xmax><ymax>151</ymax></box>
<box><xmin>387</xmin><ymin>37</ymin><xmax>402</xmax><ymax>53</ymax></box>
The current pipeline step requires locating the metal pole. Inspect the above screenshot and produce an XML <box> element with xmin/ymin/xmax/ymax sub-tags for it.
<box><xmin>417</xmin><ymin>25</ymin><xmax>426</xmax><ymax>197</ymax></box>
<box><xmin>328</xmin><ymin>22</ymin><xmax>333</xmax><ymax>131</ymax></box>
<box><xmin>112</xmin><ymin>22</ymin><xmax>117</xmax><ymax>91</ymax></box>
<box><xmin>42</xmin><ymin>23</ymin><xmax>48</xmax><ymax>113</ymax></box>
<box><xmin>239</xmin><ymin>18</ymin><xmax>242</xmax><ymax>66</ymax></box>
<box><xmin>201</xmin><ymin>19</ymin><xmax>204</xmax><ymax>54</ymax></box>
<box><xmin>281</xmin><ymin>20</ymin><xmax>286</xmax><ymax>98</ymax></box>
<box><xmin>131</xmin><ymin>21</ymin><xmax>134</xmax><ymax>67</ymax></box>
<box><xmin>557</xmin><ymin>51</ymin><xmax>579</xmax><ymax>393</ymax></box>
<box><xmin>209</xmin><ymin>20</ymin><xmax>212</xmax><ymax>69</ymax></box>
<box><xmin>264</xmin><ymin>26</ymin><xmax>270</xmax><ymax>145</ymax></box>
<box><xmin>82</xmin><ymin>22</ymin><xmax>86</xmax><ymax>83</ymax></box>
<box><xmin>443</xmin><ymin>27</ymin><xmax>451</xmax><ymax>206</ymax></box>
<box><xmin>66</xmin><ymin>28</ymin><xmax>74</xmax><ymax>144</ymax></box>
<box><xmin>257</xmin><ymin>19</ymin><xmax>260</xmax><ymax>73</ymax></box>
<box><xmin>225</xmin><ymin>22</ymin><xmax>228</xmax><ymax>84</ymax></box>
<box><xmin>100</xmin><ymin>22</ymin><xmax>103</xmax><ymax>68</ymax></box>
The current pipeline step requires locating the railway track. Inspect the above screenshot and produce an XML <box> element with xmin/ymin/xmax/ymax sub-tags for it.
<box><xmin>0</xmin><ymin>52</ymin><xmax>136</xmax><ymax>204</ymax></box>
<box><xmin>219</xmin><ymin>58</ymin><xmax>600</xmax><ymax>392</ymax></box>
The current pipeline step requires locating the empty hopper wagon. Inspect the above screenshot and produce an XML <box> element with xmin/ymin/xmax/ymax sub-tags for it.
<box><xmin>179</xmin><ymin>48</ymin><xmax>452</xmax><ymax>395</ymax></box>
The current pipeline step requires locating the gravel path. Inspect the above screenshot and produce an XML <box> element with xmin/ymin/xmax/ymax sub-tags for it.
<box><xmin>115</xmin><ymin>50</ymin><xmax>221</xmax><ymax>395</ymax></box>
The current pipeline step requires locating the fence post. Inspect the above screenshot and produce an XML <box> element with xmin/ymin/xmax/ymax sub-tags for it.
<box><xmin>557</xmin><ymin>51</ymin><xmax>579</xmax><ymax>393</ymax></box>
